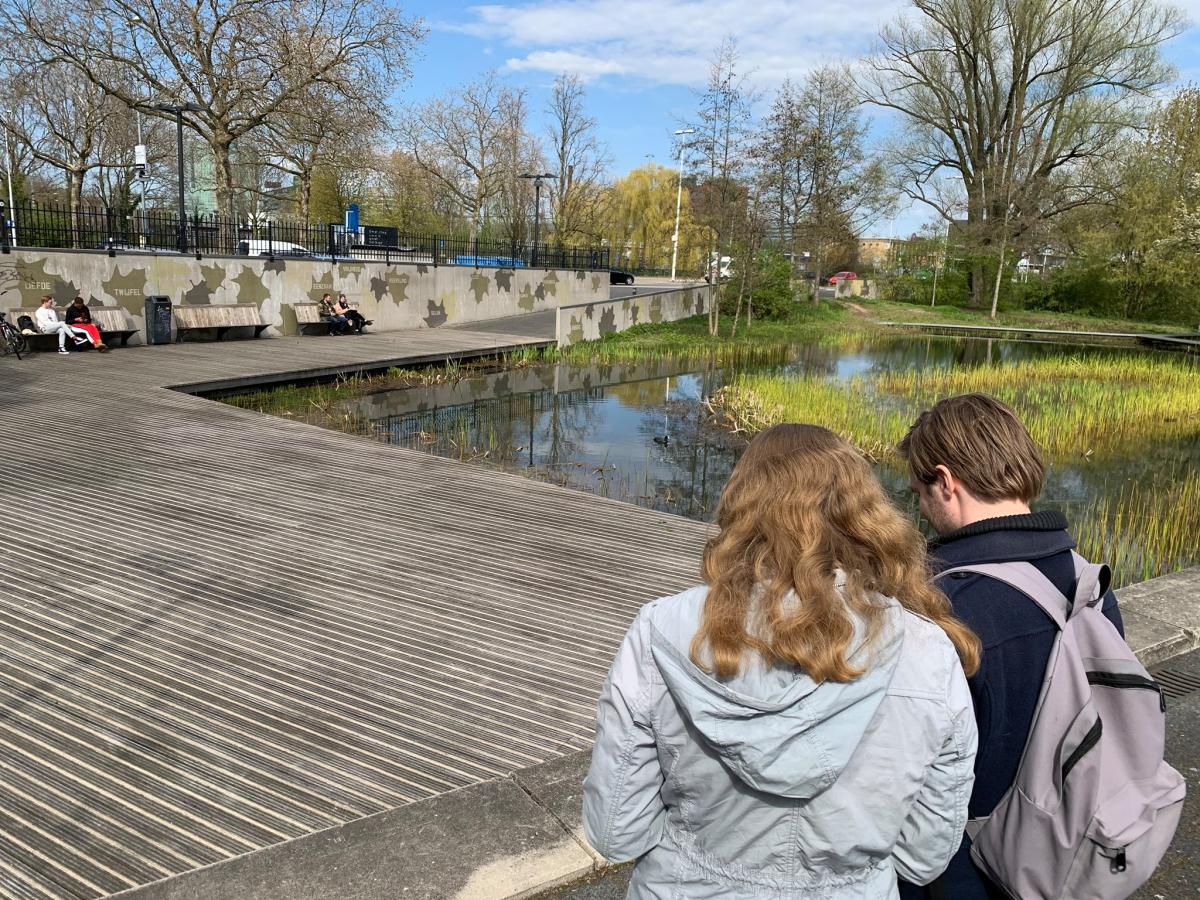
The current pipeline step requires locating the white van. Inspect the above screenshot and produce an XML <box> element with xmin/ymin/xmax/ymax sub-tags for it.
<box><xmin>707</xmin><ymin>253</ymin><xmax>734</xmax><ymax>282</ymax></box>
<box><xmin>236</xmin><ymin>239</ymin><xmax>314</xmax><ymax>258</ymax></box>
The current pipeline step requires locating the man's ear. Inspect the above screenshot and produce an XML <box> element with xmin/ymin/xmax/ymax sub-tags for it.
<box><xmin>933</xmin><ymin>464</ymin><xmax>956</xmax><ymax>498</ymax></box>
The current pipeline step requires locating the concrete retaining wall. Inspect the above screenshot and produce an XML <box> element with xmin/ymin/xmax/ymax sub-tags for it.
<box><xmin>556</xmin><ymin>284</ymin><xmax>711</xmax><ymax>347</ymax></box>
<box><xmin>0</xmin><ymin>249</ymin><xmax>607</xmax><ymax>342</ymax></box>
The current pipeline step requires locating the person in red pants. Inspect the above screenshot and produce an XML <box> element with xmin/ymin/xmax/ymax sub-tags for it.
<box><xmin>64</xmin><ymin>296</ymin><xmax>108</xmax><ymax>351</ymax></box>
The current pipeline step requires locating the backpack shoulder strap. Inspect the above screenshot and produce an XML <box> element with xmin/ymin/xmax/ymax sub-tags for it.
<box><xmin>1069</xmin><ymin>552</ymin><xmax>1111</xmax><ymax>620</ymax></box>
<box><xmin>936</xmin><ymin>562</ymin><xmax>1070</xmax><ymax>630</ymax></box>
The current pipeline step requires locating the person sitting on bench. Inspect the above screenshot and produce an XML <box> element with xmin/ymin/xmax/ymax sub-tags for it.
<box><xmin>35</xmin><ymin>295</ymin><xmax>88</xmax><ymax>354</ymax></box>
<box><xmin>65</xmin><ymin>296</ymin><xmax>109</xmax><ymax>352</ymax></box>
<box><xmin>318</xmin><ymin>293</ymin><xmax>349</xmax><ymax>335</ymax></box>
<box><xmin>335</xmin><ymin>293</ymin><xmax>371</xmax><ymax>334</ymax></box>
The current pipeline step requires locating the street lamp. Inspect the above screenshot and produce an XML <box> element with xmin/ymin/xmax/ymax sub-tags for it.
<box><xmin>153</xmin><ymin>101</ymin><xmax>205</xmax><ymax>252</ymax></box>
<box><xmin>519</xmin><ymin>173</ymin><xmax>555</xmax><ymax>267</ymax></box>
<box><xmin>670</xmin><ymin>128</ymin><xmax>695</xmax><ymax>282</ymax></box>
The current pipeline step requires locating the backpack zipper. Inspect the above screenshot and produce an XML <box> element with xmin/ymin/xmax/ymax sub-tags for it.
<box><xmin>1061</xmin><ymin>717</ymin><xmax>1103</xmax><ymax>782</ymax></box>
<box><xmin>1086</xmin><ymin>671</ymin><xmax>1167</xmax><ymax>711</ymax></box>
<box><xmin>1110</xmin><ymin>848</ymin><xmax>1127</xmax><ymax>874</ymax></box>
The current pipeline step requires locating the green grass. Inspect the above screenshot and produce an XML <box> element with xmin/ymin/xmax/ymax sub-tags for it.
<box><xmin>556</xmin><ymin>303</ymin><xmax>868</xmax><ymax>362</ymax></box>
<box><xmin>716</xmin><ymin>353</ymin><xmax>1200</xmax><ymax>462</ymax></box>
<box><xmin>858</xmin><ymin>299</ymin><xmax>1186</xmax><ymax>335</ymax></box>
<box><xmin>1073</xmin><ymin>468</ymin><xmax>1200</xmax><ymax>585</ymax></box>
<box><xmin>710</xmin><ymin>351</ymin><xmax>1200</xmax><ymax>584</ymax></box>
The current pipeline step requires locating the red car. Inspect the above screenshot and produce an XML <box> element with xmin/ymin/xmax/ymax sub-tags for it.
<box><xmin>827</xmin><ymin>270</ymin><xmax>858</xmax><ymax>285</ymax></box>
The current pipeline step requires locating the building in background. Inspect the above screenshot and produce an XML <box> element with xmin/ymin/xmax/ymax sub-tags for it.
<box><xmin>857</xmin><ymin>236</ymin><xmax>909</xmax><ymax>273</ymax></box>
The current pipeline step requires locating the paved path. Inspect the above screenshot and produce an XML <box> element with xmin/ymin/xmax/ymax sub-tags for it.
<box><xmin>445</xmin><ymin>309</ymin><xmax>556</xmax><ymax>338</ymax></box>
<box><xmin>0</xmin><ymin>330</ymin><xmax>709</xmax><ymax>899</ymax></box>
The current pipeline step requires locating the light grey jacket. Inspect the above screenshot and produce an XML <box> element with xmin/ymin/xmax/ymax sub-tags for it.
<box><xmin>582</xmin><ymin>584</ymin><xmax>977</xmax><ymax>899</ymax></box>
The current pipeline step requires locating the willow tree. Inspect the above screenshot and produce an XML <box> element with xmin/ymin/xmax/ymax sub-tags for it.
<box><xmin>864</xmin><ymin>0</ymin><xmax>1184</xmax><ymax>312</ymax></box>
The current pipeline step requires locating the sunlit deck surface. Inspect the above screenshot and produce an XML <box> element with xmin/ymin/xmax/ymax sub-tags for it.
<box><xmin>0</xmin><ymin>326</ymin><xmax>706</xmax><ymax>898</ymax></box>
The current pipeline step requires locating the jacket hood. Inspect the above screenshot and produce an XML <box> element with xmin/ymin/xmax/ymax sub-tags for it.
<box><xmin>648</xmin><ymin>586</ymin><xmax>905</xmax><ymax>800</ymax></box>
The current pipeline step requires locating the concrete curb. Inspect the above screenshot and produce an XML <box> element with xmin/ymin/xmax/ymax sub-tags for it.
<box><xmin>109</xmin><ymin>567</ymin><xmax>1198</xmax><ymax>900</ymax></box>
<box><xmin>111</xmin><ymin>752</ymin><xmax>601</xmax><ymax>900</ymax></box>
<box><xmin>1119</xmin><ymin>567</ymin><xmax>1200</xmax><ymax>668</ymax></box>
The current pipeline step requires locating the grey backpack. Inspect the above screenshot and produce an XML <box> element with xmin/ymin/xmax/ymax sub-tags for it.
<box><xmin>937</xmin><ymin>555</ymin><xmax>1185</xmax><ymax>900</ymax></box>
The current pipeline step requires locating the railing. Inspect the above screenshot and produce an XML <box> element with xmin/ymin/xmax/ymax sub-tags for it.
<box><xmin>0</xmin><ymin>200</ymin><xmax>611</xmax><ymax>272</ymax></box>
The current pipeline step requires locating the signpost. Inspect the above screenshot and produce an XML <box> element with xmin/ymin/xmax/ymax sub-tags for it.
<box><xmin>362</xmin><ymin>225</ymin><xmax>398</xmax><ymax>248</ymax></box>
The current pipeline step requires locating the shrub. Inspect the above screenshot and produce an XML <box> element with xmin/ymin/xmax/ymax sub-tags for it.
<box><xmin>718</xmin><ymin>248</ymin><xmax>797</xmax><ymax>321</ymax></box>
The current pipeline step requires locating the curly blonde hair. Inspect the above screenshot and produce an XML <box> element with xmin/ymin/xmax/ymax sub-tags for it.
<box><xmin>692</xmin><ymin>423</ymin><xmax>980</xmax><ymax>682</ymax></box>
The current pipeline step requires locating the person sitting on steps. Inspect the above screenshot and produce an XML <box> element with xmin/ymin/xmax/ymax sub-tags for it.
<box><xmin>64</xmin><ymin>296</ymin><xmax>108</xmax><ymax>352</ymax></box>
<box><xmin>34</xmin><ymin>295</ymin><xmax>89</xmax><ymax>354</ymax></box>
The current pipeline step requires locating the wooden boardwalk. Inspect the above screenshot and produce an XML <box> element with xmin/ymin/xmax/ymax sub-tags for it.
<box><xmin>0</xmin><ymin>329</ymin><xmax>707</xmax><ymax>899</ymax></box>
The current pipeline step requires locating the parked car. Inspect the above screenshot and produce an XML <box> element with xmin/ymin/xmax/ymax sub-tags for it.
<box><xmin>236</xmin><ymin>239</ymin><xmax>314</xmax><ymax>258</ymax></box>
<box><xmin>94</xmin><ymin>238</ymin><xmax>180</xmax><ymax>254</ymax></box>
<box><xmin>609</xmin><ymin>269</ymin><xmax>635</xmax><ymax>285</ymax></box>
<box><xmin>705</xmin><ymin>253</ymin><xmax>734</xmax><ymax>283</ymax></box>
<box><xmin>827</xmin><ymin>270</ymin><xmax>858</xmax><ymax>285</ymax></box>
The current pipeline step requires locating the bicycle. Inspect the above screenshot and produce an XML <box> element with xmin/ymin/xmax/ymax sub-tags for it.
<box><xmin>0</xmin><ymin>312</ymin><xmax>27</xmax><ymax>360</ymax></box>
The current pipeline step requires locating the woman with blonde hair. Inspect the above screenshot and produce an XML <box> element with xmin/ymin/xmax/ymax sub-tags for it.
<box><xmin>584</xmin><ymin>424</ymin><xmax>981</xmax><ymax>899</ymax></box>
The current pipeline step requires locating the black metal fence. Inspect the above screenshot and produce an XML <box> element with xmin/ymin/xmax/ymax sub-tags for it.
<box><xmin>0</xmin><ymin>200</ymin><xmax>611</xmax><ymax>271</ymax></box>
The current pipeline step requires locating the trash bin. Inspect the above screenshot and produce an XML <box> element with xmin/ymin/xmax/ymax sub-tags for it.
<box><xmin>144</xmin><ymin>296</ymin><xmax>172</xmax><ymax>345</ymax></box>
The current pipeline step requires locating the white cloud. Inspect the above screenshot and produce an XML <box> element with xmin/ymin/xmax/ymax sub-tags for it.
<box><xmin>446</xmin><ymin>0</ymin><xmax>907</xmax><ymax>88</ymax></box>
<box><xmin>443</xmin><ymin>0</ymin><xmax>1200</xmax><ymax>91</ymax></box>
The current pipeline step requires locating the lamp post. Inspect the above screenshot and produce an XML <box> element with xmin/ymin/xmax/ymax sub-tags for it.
<box><xmin>153</xmin><ymin>101</ymin><xmax>205</xmax><ymax>252</ymax></box>
<box><xmin>519</xmin><ymin>172</ymin><xmax>555</xmax><ymax>267</ymax></box>
<box><xmin>670</xmin><ymin>128</ymin><xmax>695</xmax><ymax>282</ymax></box>
<box><xmin>2</xmin><ymin>127</ymin><xmax>17</xmax><ymax>245</ymax></box>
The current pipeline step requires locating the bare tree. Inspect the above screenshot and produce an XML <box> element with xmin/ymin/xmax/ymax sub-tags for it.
<box><xmin>545</xmin><ymin>74</ymin><xmax>610</xmax><ymax>243</ymax></box>
<box><xmin>492</xmin><ymin>91</ymin><xmax>545</xmax><ymax>243</ymax></box>
<box><xmin>689</xmin><ymin>39</ymin><xmax>757</xmax><ymax>335</ymax></box>
<box><xmin>864</xmin><ymin>0</ymin><xmax>1184</xmax><ymax>310</ymax></box>
<box><xmin>399</xmin><ymin>73</ymin><xmax>537</xmax><ymax>241</ymax></box>
<box><xmin>759</xmin><ymin>67</ymin><xmax>891</xmax><ymax>298</ymax></box>
<box><xmin>0</xmin><ymin>59</ymin><xmax>119</xmax><ymax>230</ymax></box>
<box><xmin>2</xmin><ymin>0</ymin><xmax>424</xmax><ymax>216</ymax></box>
<box><xmin>263</xmin><ymin>81</ymin><xmax>384</xmax><ymax>225</ymax></box>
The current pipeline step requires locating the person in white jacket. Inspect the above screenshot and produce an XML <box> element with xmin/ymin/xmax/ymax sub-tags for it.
<box><xmin>34</xmin><ymin>295</ymin><xmax>87</xmax><ymax>354</ymax></box>
<box><xmin>583</xmin><ymin>424</ymin><xmax>982</xmax><ymax>899</ymax></box>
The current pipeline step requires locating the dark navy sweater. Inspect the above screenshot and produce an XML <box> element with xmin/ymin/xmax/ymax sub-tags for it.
<box><xmin>899</xmin><ymin>511</ymin><xmax>1124</xmax><ymax>900</ymax></box>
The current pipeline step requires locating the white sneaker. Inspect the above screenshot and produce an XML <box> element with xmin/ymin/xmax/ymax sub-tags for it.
<box><xmin>58</xmin><ymin>348</ymin><xmax>69</xmax><ymax>354</ymax></box>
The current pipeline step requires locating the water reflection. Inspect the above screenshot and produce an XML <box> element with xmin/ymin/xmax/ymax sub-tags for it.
<box><xmin>335</xmin><ymin>335</ymin><xmax>1199</xmax><ymax>540</ymax></box>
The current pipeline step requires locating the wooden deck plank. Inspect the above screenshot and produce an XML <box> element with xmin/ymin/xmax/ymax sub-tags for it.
<box><xmin>0</xmin><ymin>328</ymin><xmax>707</xmax><ymax>898</ymax></box>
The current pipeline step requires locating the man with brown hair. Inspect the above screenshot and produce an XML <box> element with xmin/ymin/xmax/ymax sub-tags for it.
<box><xmin>897</xmin><ymin>393</ymin><xmax>1123</xmax><ymax>900</ymax></box>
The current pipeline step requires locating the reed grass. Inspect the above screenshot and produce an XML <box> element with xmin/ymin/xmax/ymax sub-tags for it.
<box><xmin>717</xmin><ymin>353</ymin><xmax>1200</xmax><ymax>462</ymax></box>
<box><xmin>711</xmin><ymin>352</ymin><xmax>1200</xmax><ymax>582</ymax></box>
<box><xmin>1071</xmin><ymin>468</ymin><xmax>1200</xmax><ymax>586</ymax></box>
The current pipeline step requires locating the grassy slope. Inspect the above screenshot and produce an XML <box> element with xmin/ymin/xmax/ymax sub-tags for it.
<box><xmin>859</xmin><ymin>299</ymin><xmax>1187</xmax><ymax>334</ymax></box>
<box><xmin>557</xmin><ymin>298</ymin><xmax>1187</xmax><ymax>360</ymax></box>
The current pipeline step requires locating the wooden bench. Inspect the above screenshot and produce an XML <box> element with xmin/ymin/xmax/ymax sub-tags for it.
<box><xmin>294</xmin><ymin>302</ymin><xmax>367</xmax><ymax>336</ymax></box>
<box><xmin>9</xmin><ymin>306</ymin><xmax>139</xmax><ymax>351</ymax></box>
<box><xmin>294</xmin><ymin>303</ymin><xmax>336</xmax><ymax>335</ymax></box>
<box><xmin>174</xmin><ymin>303</ymin><xmax>268</xmax><ymax>342</ymax></box>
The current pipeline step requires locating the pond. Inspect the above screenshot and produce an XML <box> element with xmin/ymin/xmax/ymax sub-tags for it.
<box><xmin>236</xmin><ymin>335</ymin><xmax>1200</xmax><ymax>586</ymax></box>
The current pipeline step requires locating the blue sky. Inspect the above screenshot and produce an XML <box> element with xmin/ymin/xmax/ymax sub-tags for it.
<box><xmin>398</xmin><ymin>0</ymin><xmax>1200</xmax><ymax>237</ymax></box>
